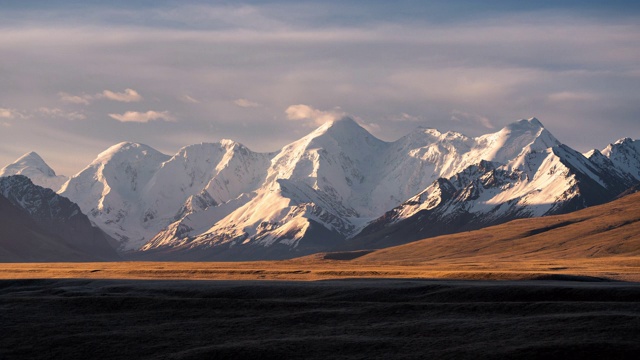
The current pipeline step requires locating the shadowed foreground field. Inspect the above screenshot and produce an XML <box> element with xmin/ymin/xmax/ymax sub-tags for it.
<box><xmin>2</xmin><ymin>278</ymin><xmax>640</xmax><ymax>360</ymax></box>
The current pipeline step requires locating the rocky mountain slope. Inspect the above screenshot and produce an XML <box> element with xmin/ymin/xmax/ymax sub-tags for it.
<box><xmin>0</xmin><ymin>175</ymin><xmax>119</xmax><ymax>261</ymax></box>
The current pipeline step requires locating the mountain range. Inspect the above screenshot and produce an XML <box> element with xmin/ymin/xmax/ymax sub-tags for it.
<box><xmin>1</xmin><ymin>117</ymin><xmax>638</xmax><ymax>260</ymax></box>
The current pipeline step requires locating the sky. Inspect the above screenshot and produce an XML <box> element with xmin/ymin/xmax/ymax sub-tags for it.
<box><xmin>1</xmin><ymin>0</ymin><xmax>639</xmax><ymax>175</ymax></box>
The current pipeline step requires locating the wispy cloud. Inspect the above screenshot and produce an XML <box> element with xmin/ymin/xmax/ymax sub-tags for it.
<box><xmin>37</xmin><ymin>107</ymin><xmax>86</xmax><ymax>121</ymax></box>
<box><xmin>58</xmin><ymin>92</ymin><xmax>92</xmax><ymax>105</ymax></box>
<box><xmin>109</xmin><ymin>110</ymin><xmax>175</xmax><ymax>123</ymax></box>
<box><xmin>0</xmin><ymin>106</ymin><xmax>84</xmax><ymax>121</ymax></box>
<box><xmin>234</xmin><ymin>98</ymin><xmax>260</xmax><ymax>108</ymax></box>
<box><xmin>547</xmin><ymin>91</ymin><xmax>599</xmax><ymax>103</ymax></box>
<box><xmin>390</xmin><ymin>113</ymin><xmax>420</xmax><ymax>122</ymax></box>
<box><xmin>359</xmin><ymin>121</ymin><xmax>381</xmax><ymax>134</ymax></box>
<box><xmin>1</xmin><ymin>122</ymin><xmax>11</xmax><ymax>128</ymax></box>
<box><xmin>285</xmin><ymin>104</ymin><xmax>345</xmax><ymax>126</ymax></box>
<box><xmin>0</xmin><ymin>108</ymin><xmax>19</xmax><ymax>119</ymax></box>
<box><xmin>100</xmin><ymin>89</ymin><xmax>142</xmax><ymax>103</ymax></box>
<box><xmin>179</xmin><ymin>95</ymin><xmax>200</xmax><ymax>104</ymax></box>
<box><xmin>59</xmin><ymin>89</ymin><xmax>143</xmax><ymax>104</ymax></box>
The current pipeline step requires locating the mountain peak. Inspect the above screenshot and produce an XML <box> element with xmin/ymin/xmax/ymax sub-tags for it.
<box><xmin>13</xmin><ymin>151</ymin><xmax>51</xmax><ymax>170</ymax></box>
<box><xmin>219</xmin><ymin>138</ymin><xmax>251</xmax><ymax>151</ymax></box>
<box><xmin>93</xmin><ymin>142</ymin><xmax>168</xmax><ymax>165</ymax></box>
<box><xmin>1</xmin><ymin>151</ymin><xmax>58</xmax><ymax>178</ymax></box>
<box><xmin>613</xmin><ymin>137</ymin><xmax>635</xmax><ymax>146</ymax></box>
<box><xmin>21</xmin><ymin>151</ymin><xmax>43</xmax><ymax>160</ymax></box>
<box><xmin>505</xmin><ymin>117</ymin><xmax>545</xmax><ymax>131</ymax></box>
<box><xmin>602</xmin><ymin>137</ymin><xmax>639</xmax><ymax>157</ymax></box>
<box><xmin>471</xmin><ymin>117</ymin><xmax>559</xmax><ymax>167</ymax></box>
<box><xmin>416</xmin><ymin>127</ymin><xmax>443</xmax><ymax>136</ymax></box>
<box><xmin>219</xmin><ymin>139</ymin><xmax>238</xmax><ymax>147</ymax></box>
<box><xmin>0</xmin><ymin>152</ymin><xmax>68</xmax><ymax>192</ymax></box>
<box><xmin>316</xmin><ymin>116</ymin><xmax>364</xmax><ymax>133</ymax></box>
<box><xmin>499</xmin><ymin>117</ymin><xmax>555</xmax><ymax>143</ymax></box>
<box><xmin>600</xmin><ymin>137</ymin><xmax>640</xmax><ymax>180</ymax></box>
<box><xmin>103</xmin><ymin>141</ymin><xmax>149</xmax><ymax>153</ymax></box>
<box><xmin>300</xmin><ymin>116</ymin><xmax>383</xmax><ymax>150</ymax></box>
<box><xmin>528</xmin><ymin>117</ymin><xmax>543</xmax><ymax>126</ymax></box>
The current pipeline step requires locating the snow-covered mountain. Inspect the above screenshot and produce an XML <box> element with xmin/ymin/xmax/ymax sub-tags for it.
<box><xmin>138</xmin><ymin>117</ymin><xmax>638</xmax><ymax>259</ymax></box>
<box><xmin>599</xmin><ymin>138</ymin><xmax>640</xmax><ymax>181</ymax></box>
<box><xmin>0</xmin><ymin>175</ymin><xmax>119</xmax><ymax>261</ymax></box>
<box><xmin>143</xmin><ymin>118</ymin><xmax>385</xmax><ymax>258</ymax></box>
<box><xmin>0</xmin><ymin>152</ymin><xmax>68</xmax><ymax>191</ymax></box>
<box><xmin>139</xmin><ymin>140</ymin><xmax>275</xmax><ymax>252</ymax></box>
<box><xmin>6</xmin><ymin>117</ymin><xmax>637</xmax><ymax>260</ymax></box>
<box><xmin>143</xmin><ymin>118</ymin><xmax>495</xmax><ymax>259</ymax></box>
<box><xmin>58</xmin><ymin>140</ymin><xmax>275</xmax><ymax>251</ymax></box>
<box><xmin>351</xmin><ymin>139</ymin><xmax>638</xmax><ymax>249</ymax></box>
<box><xmin>58</xmin><ymin>142</ymin><xmax>172</xmax><ymax>250</ymax></box>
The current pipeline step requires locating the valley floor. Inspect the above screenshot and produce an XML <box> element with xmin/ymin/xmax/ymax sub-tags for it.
<box><xmin>2</xmin><ymin>278</ymin><xmax>640</xmax><ymax>359</ymax></box>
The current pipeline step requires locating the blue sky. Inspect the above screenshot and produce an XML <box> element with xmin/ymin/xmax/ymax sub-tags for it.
<box><xmin>1</xmin><ymin>1</ymin><xmax>639</xmax><ymax>174</ymax></box>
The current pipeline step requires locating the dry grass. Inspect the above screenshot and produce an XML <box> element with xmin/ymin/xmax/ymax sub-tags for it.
<box><xmin>1</xmin><ymin>256</ymin><xmax>639</xmax><ymax>281</ymax></box>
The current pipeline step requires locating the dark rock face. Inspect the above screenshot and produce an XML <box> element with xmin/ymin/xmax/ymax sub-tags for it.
<box><xmin>0</xmin><ymin>175</ymin><xmax>119</xmax><ymax>261</ymax></box>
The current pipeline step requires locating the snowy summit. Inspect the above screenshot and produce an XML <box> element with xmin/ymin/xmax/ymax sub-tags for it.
<box><xmin>0</xmin><ymin>152</ymin><xmax>68</xmax><ymax>192</ymax></box>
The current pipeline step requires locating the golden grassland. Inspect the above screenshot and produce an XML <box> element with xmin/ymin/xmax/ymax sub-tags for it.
<box><xmin>1</xmin><ymin>192</ymin><xmax>639</xmax><ymax>282</ymax></box>
<box><xmin>1</xmin><ymin>256</ymin><xmax>640</xmax><ymax>281</ymax></box>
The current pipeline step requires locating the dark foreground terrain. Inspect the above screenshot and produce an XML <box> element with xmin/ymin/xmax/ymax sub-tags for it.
<box><xmin>2</xmin><ymin>278</ymin><xmax>640</xmax><ymax>360</ymax></box>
